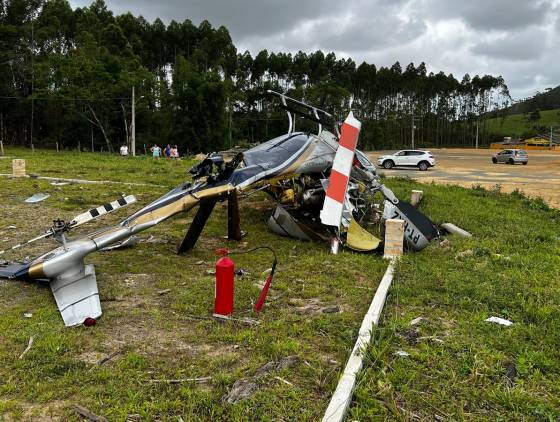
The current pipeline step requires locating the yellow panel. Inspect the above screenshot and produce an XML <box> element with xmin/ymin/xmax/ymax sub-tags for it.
<box><xmin>347</xmin><ymin>219</ymin><xmax>381</xmax><ymax>252</ymax></box>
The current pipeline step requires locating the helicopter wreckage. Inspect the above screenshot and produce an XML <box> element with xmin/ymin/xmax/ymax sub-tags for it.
<box><xmin>0</xmin><ymin>91</ymin><xmax>440</xmax><ymax>327</ymax></box>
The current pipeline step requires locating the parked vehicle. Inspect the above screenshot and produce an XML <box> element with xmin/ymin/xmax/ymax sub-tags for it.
<box><xmin>377</xmin><ymin>150</ymin><xmax>435</xmax><ymax>171</ymax></box>
<box><xmin>492</xmin><ymin>149</ymin><xmax>528</xmax><ymax>165</ymax></box>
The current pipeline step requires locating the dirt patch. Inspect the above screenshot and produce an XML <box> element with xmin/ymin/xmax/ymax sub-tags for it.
<box><xmin>370</xmin><ymin>148</ymin><xmax>560</xmax><ymax>208</ymax></box>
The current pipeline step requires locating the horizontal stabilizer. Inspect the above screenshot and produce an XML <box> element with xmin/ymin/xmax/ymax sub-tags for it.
<box><xmin>50</xmin><ymin>264</ymin><xmax>102</xmax><ymax>327</ymax></box>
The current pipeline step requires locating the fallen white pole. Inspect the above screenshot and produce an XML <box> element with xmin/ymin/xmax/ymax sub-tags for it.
<box><xmin>441</xmin><ymin>222</ymin><xmax>472</xmax><ymax>237</ymax></box>
<box><xmin>322</xmin><ymin>259</ymin><xmax>396</xmax><ymax>422</ymax></box>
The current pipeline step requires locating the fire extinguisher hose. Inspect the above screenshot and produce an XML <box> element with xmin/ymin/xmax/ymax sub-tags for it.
<box><xmin>226</xmin><ymin>246</ymin><xmax>278</xmax><ymax>312</ymax></box>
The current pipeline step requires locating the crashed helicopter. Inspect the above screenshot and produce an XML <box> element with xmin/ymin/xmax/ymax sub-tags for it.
<box><xmin>0</xmin><ymin>91</ymin><xmax>440</xmax><ymax>327</ymax></box>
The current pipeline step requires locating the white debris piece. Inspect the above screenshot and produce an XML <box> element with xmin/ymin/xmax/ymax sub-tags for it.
<box><xmin>485</xmin><ymin>316</ymin><xmax>513</xmax><ymax>326</ymax></box>
<box><xmin>409</xmin><ymin>317</ymin><xmax>423</xmax><ymax>326</ymax></box>
<box><xmin>23</xmin><ymin>313</ymin><xmax>33</xmax><ymax>318</ymax></box>
<box><xmin>25</xmin><ymin>193</ymin><xmax>50</xmax><ymax>203</ymax></box>
<box><xmin>394</xmin><ymin>350</ymin><xmax>410</xmax><ymax>357</ymax></box>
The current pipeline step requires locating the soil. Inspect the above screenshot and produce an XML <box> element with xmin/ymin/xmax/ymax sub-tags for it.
<box><xmin>370</xmin><ymin>148</ymin><xmax>560</xmax><ymax>207</ymax></box>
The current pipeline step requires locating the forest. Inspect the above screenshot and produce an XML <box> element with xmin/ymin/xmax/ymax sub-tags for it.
<box><xmin>0</xmin><ymin>0</ymin><xmax>512</xmax><ymax>153</ymax></box>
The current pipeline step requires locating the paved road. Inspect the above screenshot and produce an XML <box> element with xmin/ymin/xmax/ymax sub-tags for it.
<box><xmin>368</xmin><ymin>148</ymin><xmax>560</xmax><ymax>207</ymax></box>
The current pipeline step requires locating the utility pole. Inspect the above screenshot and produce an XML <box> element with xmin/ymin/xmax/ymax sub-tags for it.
<box><xmin>411</xmin><ymin>115</ymin><xmax>416</xmax><ymax>149</ymax></box>
<box><xmin>131</xmin><ymin>86</ymin><xmax>136</xmax><ymax>157</ymax></box>
<box><xmin>475</xmin><ymin>121</ymin><xmax>479</xmax><ymax>149</ymax></box>
<box><xmin>30</xmin><ymin>9</ymin><xmax>34</xmax><ymax>149</ymax></box>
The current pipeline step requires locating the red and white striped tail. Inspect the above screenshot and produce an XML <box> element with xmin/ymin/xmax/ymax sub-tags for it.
<box><xmin>320</xmin><ymin>112</ymin><xmax>361</xmax><ymax>228</ymax></box>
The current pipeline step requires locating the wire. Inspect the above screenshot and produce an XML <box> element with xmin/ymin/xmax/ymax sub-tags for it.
<box><xmin>226</xmin><ymin>246</ymin><xmax>278</xmax><ymax>275</ymax></box>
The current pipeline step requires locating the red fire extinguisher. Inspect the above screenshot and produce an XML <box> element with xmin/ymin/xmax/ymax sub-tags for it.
<box><xmin>214</xmin><ymin>248</ymin><xmax>235</xmax><ymax>316</ymax></box>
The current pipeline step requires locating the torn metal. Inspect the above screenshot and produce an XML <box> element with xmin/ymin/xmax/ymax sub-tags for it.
<box><xmin>0</xmin><ymin>92</ymin><xmax>441</xmax><ymax>326</ymax></box>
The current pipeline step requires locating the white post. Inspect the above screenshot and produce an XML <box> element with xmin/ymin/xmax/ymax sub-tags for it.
<box><xmin>383</xmin><ymin>219</ymin><xmax>405</xmax><ymax>259</ymax></box>
<box><xmin>475</xmin><ymin>121</ymin><xmax>479</xmax><ymax>149</ymax></box>
<box><xmin>131</xmin><ymin>86</ymin><xmax>136</xmax><ymax>157</ymax></box>
<box><xmin>12</xmin><ymin>159</ymin><xmax>26</xmax><ymax>177</ymax></box>
<box><xmin>410</xmin><ymin>190</ymin><xmax>423</xmax><ymax>206</ymax></box>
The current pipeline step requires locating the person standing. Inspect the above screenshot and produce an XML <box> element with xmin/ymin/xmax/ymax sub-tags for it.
<box><xmin>120</xmin><ymin>145</ymin><xmax>129</xmax><ymax>156</ymax></box>
<box><xmin>164</xmin><ymin>144</ymin><xmax>171</xmax><ymax>159</ymax></box>
<box><xmin>151</xmin><ymin>144</ymin><xmax>161</xmax><ymax>159</ymax></box>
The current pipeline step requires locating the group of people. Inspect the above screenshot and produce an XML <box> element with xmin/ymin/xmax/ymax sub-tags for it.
<box><xmin>150</xmin><ymin>144</ymin><xmax>180</xmax><ymax>159</ymax></box>
<box><xmin>120</xmin><ymin>144</ymin><xmax>180</xmax><ymax>159</ymax></box>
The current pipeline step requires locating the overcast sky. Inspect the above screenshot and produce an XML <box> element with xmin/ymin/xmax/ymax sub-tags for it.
<box><xmin>69</xmin><ymin>0</ymin><xmax>560</xmax><ymax>100</ymax></box>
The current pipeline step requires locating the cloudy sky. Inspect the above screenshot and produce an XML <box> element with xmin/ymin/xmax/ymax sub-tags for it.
<box><xmin>69</xmin><ymin>0</ymin><xmax>560</xmax><ymax>100</ymax></box>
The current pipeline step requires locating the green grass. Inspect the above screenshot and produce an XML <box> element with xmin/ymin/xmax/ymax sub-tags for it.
<box><xmin>486</xmin><ymin>109</ymin><xmax>560</xmax><ymax>138</ymax></box>
<box><xmin>349</xmin><ymin>179</ymin><xmax>560</xmax><ymax>420</ymax></box>
<box><xmin>1</xmin><ymin>149</ymin><xmax>559</xmax><ymax>420</ymax></box>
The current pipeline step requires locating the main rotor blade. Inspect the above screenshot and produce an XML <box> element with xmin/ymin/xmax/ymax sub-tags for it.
<box><xmin>69</xmin><ymin>195</ymin><xmax>137</xmax><ymax>228</ymax></box>
<box><xmin>0</xmin><ymin>230</ymin><xmax>53</xmax><ymax>255</ymax></box>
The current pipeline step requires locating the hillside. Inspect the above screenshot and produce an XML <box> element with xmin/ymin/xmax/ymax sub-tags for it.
<box><xmin>509</xmin><ymin>85</ymin><xmax>560</xmax><ymax>114</ymax></box>
<box><xmin>486</xmin><ymin>108</ymin><xmax>560</xmax><ymax>138</ymax></box>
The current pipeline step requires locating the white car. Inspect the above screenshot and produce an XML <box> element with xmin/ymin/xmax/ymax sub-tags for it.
<box><xmin>377</xmin><ymin>150</ymin><xmax>435</xmax><ymax>171</ymax></box>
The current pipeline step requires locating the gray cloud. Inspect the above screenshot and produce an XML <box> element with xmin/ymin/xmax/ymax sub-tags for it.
<box><xmin>430</xmin><ymin>0</ymin><xmax>554</xmax><ymax>31</ymax></box>
<box><xmin>471</xmin><ymin>29</ymin><xmax>549</xmax><ymax>61</ymax></box>
<box><xmin>69</xmin><ymin>0</ymin><xmax>560</xmax><ymax>99</ymax></box>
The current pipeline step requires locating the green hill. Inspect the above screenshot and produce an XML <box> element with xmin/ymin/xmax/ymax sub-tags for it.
<box><xmin>486</xmin><ymin>108</ymin><xmax>560</xmax><ymax>138</ymax></box>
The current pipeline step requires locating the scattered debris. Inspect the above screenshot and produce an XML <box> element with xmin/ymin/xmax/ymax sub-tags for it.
<box><xmin>322</xmin><ymin>306</ymin><xmax>341</xmax><ymax>314</ymax></box>
<box><xmin>50</xmin><ymin>181</ymin><xmax>69</xmax><ymax>186</ymax></box>
<box><xmin>73</xmin><ymin>404</ymin><xmax>108</xmax><ymax>422</ymax></box>
<box><xmin>157</xmin><ymin>289</ymin><xmax>172</xmax><ymax>296</ymax></box>
<box><xmin>235</xmin><ymin>268</ymin><xmax>250</xmax><ymax>277</ymax></box>
<box><xmin>417</xmin><ymin>336</ymin><xmax>445</xmax><ymax>344</ymax></box>
<box><xmin>24</xmin><ymin>193</ymin><xmax>50</xmax><ymax>203</ymax></box>
<box><xmin>23</xmin><ymin>312</ymin><xmax>33</xmax><ymax>318</ymax></box>
<box><xmin>149</xmin><ymin>377</ymin><xmax>212</xmax><ymax>384</ymax></box>
<box><xmin>18</xmin><ymin>336</ymin><xmax>34</xmax><ymax>359</ymax></box>
<box><xmin>409</xmin><ymin>316</ymin><xmax>423</xmax><ymax>326</ymax></box>
<box><xmin>274</xmin><ymin>376</ymin><xmax>293</xmax><ymax>386</ymax></box>
<box><xmin>205</xmin><ymin>269</ymin><xmax>216</xmax><ymax>276</ymax></box>
<box><xmin>394</xmin><ymin>350</ymin><xmax>410</xmax><ymax>357</ymax></box>
<box><xmin>195</xmin><ymin>260</ymin><xmax>205</xmax><ymax>265</ymax></box>
<box><xmin>90</xmin><ymin>350</ymin><xmax>123</xmax><ymax>369</ymax></box>
<box><xmin>455</xmin><ymin>249</ymin><xmax>474</xmax><ymax>261</ymax></box>
<box><xmin>485</xmin><ymin>316</ymin><xmax>513</xmax><ymax>326</ymax></box>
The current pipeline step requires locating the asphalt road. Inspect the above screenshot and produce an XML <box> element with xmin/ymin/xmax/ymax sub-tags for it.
<box><xmin>368</xmin><ymin>148</ymin><xmax>560</xmax><ymax>207</ymax></box>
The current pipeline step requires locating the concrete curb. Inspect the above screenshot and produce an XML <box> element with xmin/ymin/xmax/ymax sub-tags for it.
<box><xmin>322</xmin><ymin>259</ymin><xmax>397</xmax><ymax>422</ymax></box>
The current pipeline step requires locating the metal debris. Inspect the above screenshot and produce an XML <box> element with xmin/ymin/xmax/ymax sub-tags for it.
<box><xmin>485</xmin><ymin>316</ymin><xmax>513</xmax><ymax>326</ymax></box>
<box><xmin>24</xmin><ymin>193</ymin><xmax>50</xmax><ymax>203</ymax></box>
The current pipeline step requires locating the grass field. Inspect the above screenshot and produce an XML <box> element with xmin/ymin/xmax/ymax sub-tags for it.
<box><xmin>486</xmin><ymin>108</ymin><xmax>560</xmax><ymax>138</ymax></box>
<box><xmin>1</xmin><ymin>148</ymin><xmax>560</xmax><ymax>420</ymax></box>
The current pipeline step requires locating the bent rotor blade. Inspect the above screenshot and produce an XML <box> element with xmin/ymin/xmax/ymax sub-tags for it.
<box><xmin>69</xmin><ymin>195</ymin><xmax>137</xmax><ymax>228</ymax></box>
<box><xmin>320</xmin><ymin>111</ymin><xmax>361</xmax><ymax>228</ymax></box>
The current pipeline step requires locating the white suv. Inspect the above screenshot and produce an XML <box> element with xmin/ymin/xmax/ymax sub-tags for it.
<box><xmin>377</xmin><ymin>150</ymin><xmax>435</xmax><ymax>171</ymax></box>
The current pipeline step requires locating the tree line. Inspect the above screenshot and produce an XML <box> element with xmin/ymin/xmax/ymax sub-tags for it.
<box><xmin>0</xmin><ymin>0</ymin><xmax>511</xmax><ymax>153</ymax></box>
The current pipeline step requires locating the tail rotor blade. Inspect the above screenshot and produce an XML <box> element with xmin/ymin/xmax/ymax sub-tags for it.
<box><xmin>320</xmin><ymin>111</ymin><xmax>362</xmax><ymax>228</ymax></box>
<box><xmin>69</xmin><ymin>195</ymin><xmax>137</xmax><ymax>228</ymax></box>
